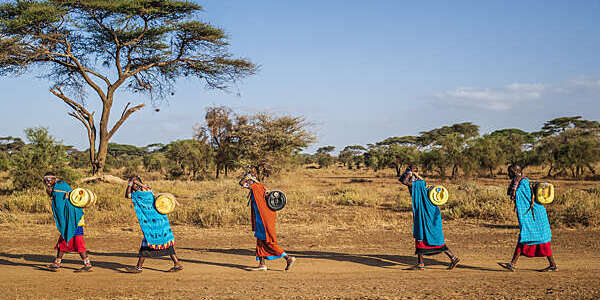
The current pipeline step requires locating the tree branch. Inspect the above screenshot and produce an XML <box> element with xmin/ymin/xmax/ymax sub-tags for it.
<box><xmin>108</xmin><ymin>103</ymin><xmax>146</xmax><ymax>140</ymax></box>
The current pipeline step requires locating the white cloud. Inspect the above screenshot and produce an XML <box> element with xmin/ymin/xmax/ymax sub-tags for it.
<box><xmin>434</xmin><ymin>83</ymin><xmax>544</xmax><ymax>111</ymax></box>
<box><xmin>434</xmin><ymin>78</ymin><xmax>600</xmax><ymax>111</ymax></box>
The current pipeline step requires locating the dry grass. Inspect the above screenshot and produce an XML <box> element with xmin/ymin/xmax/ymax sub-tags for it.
<box><xmin>0</xmin><ymin>167</ymin><xmax>599</xmax><ymax>229</ymax></box>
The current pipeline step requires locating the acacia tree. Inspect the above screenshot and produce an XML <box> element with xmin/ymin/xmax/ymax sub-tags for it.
<box><xmin>0</xmin><ymin>1</ymin><xmax>255</xmax><ymax>174</ymax></box>
<box><xmin>195</xmin><ymin>105</ymin><xmax>237</xmax><ymax>178</ymax></box>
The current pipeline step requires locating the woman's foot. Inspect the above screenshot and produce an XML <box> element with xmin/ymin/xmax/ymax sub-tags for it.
<box><xmin>74</xmin><ymin>264</ymin><xmax>93</xmax><ymax>273</ymax></box>
<box><xmin>248</xmin><ymin>265</ymin><xmax>267</xmax><ymax>271</ymax></box>
<box><xmin>285</xmin><ymin>256</ymin><xmax>296</xmax><ymax>271</ymax></box>
<box><xmin>125</xmin><ymin>266</ymin><xmax>143</xmax><ymax>273</ymax></box>
<box><xmin>447</xmin><ymin>257</ymin><xmax>460</xmax><ymax>270</ymax></box>
<box><xmin>47</xmin><ymin>262</ymin><xmax>61</xmax><ymax>272</ymax></box>
<box><xmin>498</xmin><ymin>262</ymin><xmax>517</xmax><ymax>272</ymax></box>
<box><xmin>409</xmin><ymin>263</ymin><xmax>425</xmax><ymax>271</ymax></box>
<box><xmin>168</xmin><ymin>265</ymin><xmax>184</xmax><ymax>272</ymax></box>
<box><xmin>539</xmin><ymin>265</ymin><xmax>558</xmax><ymax>272</ymax></box>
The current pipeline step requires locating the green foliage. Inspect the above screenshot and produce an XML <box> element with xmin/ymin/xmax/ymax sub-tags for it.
<box><xmin>0</xmin><ymin>151</ymin><xmax>9</xmax><ymax>171</ymax></box>
<box><xmin>233</xmin><ymin>113</ymin><xmax>315</xmax><ymax>180</ymax></box>
<box><xmin>165</xmin><ymin>139</ymin><xmax>213</xmax><ymax>179</ymax></box>
<box><xmin>9</xmin><ymin>127</ymin><xmax>80</xmax><ymax>190</ymax></box>
<box><xmin>143</xmin><ymin>152</ymin><xmax>167</xmax><ymax>172</ymax></box>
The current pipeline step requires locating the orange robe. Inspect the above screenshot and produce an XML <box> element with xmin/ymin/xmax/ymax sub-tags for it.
<box><xmin>250</xmin><ymin>183</ymin><xmax>286</xmax><ymax>260</ymax></box>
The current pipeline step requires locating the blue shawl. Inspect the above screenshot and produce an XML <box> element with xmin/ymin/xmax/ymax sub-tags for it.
<box><xmin>50</xmin><ymin>180</ymin><xmax>83</xmax><ymax>246</ymax></box>
<box><xmin>411</xmin><ymin>180</ymin><xmax>445</xmax><ymax>246</ymax></box>
<box><xmin>131</xmin><ymin>191</ymin><xmax>175</xmax><ymax>249</ymax></box>
<box><xmin>515</xmin><ymin>178</ymin><xmax>552</xmax><ymax>245</ymax></box>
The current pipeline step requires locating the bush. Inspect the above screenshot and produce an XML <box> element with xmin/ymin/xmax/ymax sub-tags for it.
<box><xmin>0</xmin><ymin>152</ymin><xmax>9</xmax><ymax>171</ymax></box>
<box><xmin>9</xmin><ymin>127</ymin><xmax>80</xmax><ymax>190</ymax></box>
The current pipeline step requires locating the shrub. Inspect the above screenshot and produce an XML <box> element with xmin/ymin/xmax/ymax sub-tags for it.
<box><xmin>0</xmin><ymin>152</ymin><xmax>9</xmax><ymax>171</ymax></box>
<box><xmin>9</xmin><ymin>128</ymin><xmax>80</xmax><ymax>190</ymax></box>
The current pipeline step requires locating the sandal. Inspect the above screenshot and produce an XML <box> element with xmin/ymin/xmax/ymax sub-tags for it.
<box><xmin>248</xmin><ymin>265</ymin><xmax>267</xmax><ymax>271</ymax></box>
<box><xmin>447</xmin><ymin>257</ymin><xmax>460</xmax><ymax>270</ymax></box>
<box><xmin>285</xmin><ymin>257</ymin><xmax>296</xmax><ymax>271</ymax></box>
<box><xmin>498</xmin><ymin>262</ymin><xmax>517</xmax><ymax>272</ymax></box>
<box><xmin>168</xmin><ymin>265</ymin><xmax>184</xmax><ymax>272</ymax></box>
<box><xmin>74</xmin><ymin>265</ymin><xmax>93</xmax><ymax>273</ymax></box>
<box><xmin>409</xmin><ymin>264</ymin><xmax>425</xmax><ymax>271</ymax></box>
<box><xmin>125</xmin><ymin>267</ymin><xmax>143</xmax><ymax>274</ymax></box>
<box><xmin>47</xmin><ymin>262</ymin><xmax>61</xmax><ymax>272</ymax></box>
<box><xmin>539</xmin><ymin>266</ymin><xmax>558</xmax><ymax>272</ymax></box>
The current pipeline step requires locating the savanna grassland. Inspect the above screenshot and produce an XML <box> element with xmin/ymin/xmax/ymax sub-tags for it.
<box><xmin>1</xmin><ymin>166</ymin><xmax>600</xmax><ymax>299</ymax></box>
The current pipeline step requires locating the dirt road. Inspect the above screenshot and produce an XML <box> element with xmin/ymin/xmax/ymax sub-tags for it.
<box><xmin>1</xmin><ymin>222</ymin><xmax>599</xmax><ymax>299</ymax></box>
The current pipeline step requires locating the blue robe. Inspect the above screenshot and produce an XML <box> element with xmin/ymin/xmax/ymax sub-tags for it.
<box><xmin>50</xmin><ymin>180</ymin><xmax>83</xmax><ymax>246</ymax></box>
<box><xmin>411</xmin><ymin>180</ymin><xmax>445</xmax><ymax>246</ymax></box>
<box><xmin>515</xmin><ymin>178</ymin><xmax>552</xmax><ymax>245</ymax></box>
<box><xmin>131</xmin><ymin>191</ymin><xmax>175</xmax><ymax>249</ymax></box>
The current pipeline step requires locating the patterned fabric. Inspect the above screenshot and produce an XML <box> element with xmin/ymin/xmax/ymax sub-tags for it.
<box><xmin>139</xmin><ymin>239</ymin><xmax>176</xmax><ymax>258</ymax></box>
<box><xmin>514</xmin><ymin>178</ymin><xmax>552</xmax><ymax>245</ymax></box>
<box><xmin>131</xmin><ymin>191</ymin><xmax>175</xmax><ymax>250</ymax></box>
<box><xmin>50</xmin><ymin>180</ymin><xmax>84</xmax><ymax>246</ymax></box>
<box><xmin>411</xmin><ymin>180</ymin><xmax>446</xmax><ymax>246</ymax></box>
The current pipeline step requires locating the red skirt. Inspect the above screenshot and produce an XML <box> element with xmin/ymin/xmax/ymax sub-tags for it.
<box><xmin>55</xmin><ymin>235</ymin><xmax>87</xmax><ymax>253</ymax></box>
<box><xmin>517</xmin><ymin>241</ymin><xmax>552</xmax><ymax>257</ymax></box>
<box><xmin>415</xmin><ymin>239</ymin><xmax>448</xmax><ymax>256</ymax></box>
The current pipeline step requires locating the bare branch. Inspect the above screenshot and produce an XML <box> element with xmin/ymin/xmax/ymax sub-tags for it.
<box><xmin>108</xmin><ymin>103</ymin><xmax>146</xmax><ymax>140</ymax></box>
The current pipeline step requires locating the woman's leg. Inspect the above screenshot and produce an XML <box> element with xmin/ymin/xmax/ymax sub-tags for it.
<box><xmin>417</xmin><ymin>254</ymin><xmax>424</xmax><ymax>265</ymax></box>
<box><xmin>136</xmin><ymin>256</ymin><xmax>145</xmax><ymax>269</ymax></box>
<box><xmin>547</xmin><ymin>255</ymin><xmax>556</xmax><ymax>267</ymax></box>
<box><xmin>510</xmin><ymin>244</ymin><xmax>521</xmax><ymax>266</ymax></box>
<box><xmin>444</xmin><ymin>248</ymin><xmax>460</xmax><ymax>270</ymax></box>
<box><xmin>170</xmin><ymin>254</ymin><xmax>182</xmax><ymax>267</ymax></box>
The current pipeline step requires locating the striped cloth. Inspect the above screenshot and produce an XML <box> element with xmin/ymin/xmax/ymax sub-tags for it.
<box><xmin>515</xmin><ymin>178</ymin><xmax>552</xmax><ymax>245</ymax></box>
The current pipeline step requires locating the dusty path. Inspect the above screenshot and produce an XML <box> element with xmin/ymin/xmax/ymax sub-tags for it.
<box><xmin>1</xmin><ymin>223</ymin><xmax>600</xmax><ymax>299</ymax></box>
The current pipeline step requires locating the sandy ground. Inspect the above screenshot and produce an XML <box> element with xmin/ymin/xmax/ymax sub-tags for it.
<box><xmin>1</xmin><ymin>220</ymin><xmax>600</xmax><ymax>300</ymax></box>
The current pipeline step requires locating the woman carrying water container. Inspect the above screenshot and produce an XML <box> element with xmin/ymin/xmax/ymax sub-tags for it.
<box><xmin>498</xmin><ymin>164</ymin><xmax>558</xmax><ymax>272</ymax></box>
<box><xmin>43</xmin><ymin>172</ymin><xmax>93</xmax><ymax>272</ymax></box>
<box><xmin>400</xmin><ymin>165</ymin><xmax>460</xmax><ymax>270</ymax></box>
<box><xmin>124</xmin><ymin>175</ymin><xmax>183</xmax><ymax>273</ymax></box>
<box><xmin>239</xmin><ymin>170</ymin><xmax>296</xmax><ymax>271</ymax></box>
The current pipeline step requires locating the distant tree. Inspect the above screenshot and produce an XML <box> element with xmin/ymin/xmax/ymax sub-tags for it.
<box><xmin>143</xmin><ymin>152</ymin><xmax>167</xmax><ymax>173</ymax></box>
<box><xmin>165</xmin><ymin>139</ymin><xmax>212</xmax><ymax>180</ymax></box>
<box><xmin>418</xmin><ymin>123</ymin><xmax>480</xmax><ymax>178</ymax></box>
<box><xmin>0</xmin><ymin>151</ymin><xmax>9</xmax><ymax>171</ymax></box>
<box><xmin>316</xmin><ymin>146</ymin><xmax>336</xmax><ymax>169</ymax></box>
<box><xmin>0</xmin><ymin>136</ymin><xmax>25</xmax><ymax>153</ymax></box>
<box><xmin>233</xmin><ymin>113</ymin><xmax>315</xmax><ymax>180</ymax></box>
<box><xmin>9</xmin><ymin>127</ymin><xmax>79</xmax><ymax>190</ymax></box>
<box><xmin>466</xmin><ymin>134</ymin><xmax>505</xmax><ymax>177</ymax></box>
<box><xmin>376</xmin><ymin>137</ymin><xmax>420</xmax><ymax>176</ymax></box>
<box><xmin>0</xmin><ymin>1</ymin><xmax>256</xmax><ymax>175</ymax></box>
<box><xmin>338</xmin><ymin>145</ymin><xmax>366</xmax><ymax>169</ymax></box>
<box><xmin>195</xmin><ymin>106</ymin><xmax>238</xmax><ymax>178</ymax></box>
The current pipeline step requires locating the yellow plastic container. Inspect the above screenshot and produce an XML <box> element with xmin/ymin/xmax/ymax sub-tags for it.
<box><xmin>155</xmin><ymin>193</ymin><xmax>177</xmax><ymax>215</ymax></box>
<box><xmin>535</xmin><ymin>182</ymin><xmax>554</xmax><ymax>204</ymax></box>
<box><xmin>69</xmin><ymin>188</ymin><xmax>96</xmax><ymax>208</ymax></box>
<box><xmin>428</xmin><ymin>186</ymin><xmax>449</xmax><ymax>206</ymax></box>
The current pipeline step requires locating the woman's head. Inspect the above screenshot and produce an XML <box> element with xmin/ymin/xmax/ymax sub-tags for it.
<box><xmin>42</xmin><ymin>171</ymin><xmax>57</xmax><ymax>187</ymax></box>
<box><xmin>238</xmin><ymin>170</ymin><xmax>259</xmax><ymax>189</ymax></box>
<box><xmin>508</xmin><ymin>164</ymin><xmax>522</xmax><ymax>179</ymax></box>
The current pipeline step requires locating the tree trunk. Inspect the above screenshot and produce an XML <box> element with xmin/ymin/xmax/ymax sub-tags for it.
<box><xmin>489</xmin><ymin>167</ymin><xmax>494</xmax><ymax>178</ymax></box>
<box><xmin>216</xmin><ymin>164</ymin><xmax>220</xmax><ymax>179</ymax></box>
<box><xmin>586</xmin><ymin>163</ymin><xmax>596</xmax><ymax>175</ymax></box>
<box><xmin>395</xmin><ymin>165</ymin><xmax>402</xmax><ymax>177</ymax></box>
<box><xmin>224</xmin><ymin>166</ymin><xmax>229</xmax><ymax>177</ymax></box>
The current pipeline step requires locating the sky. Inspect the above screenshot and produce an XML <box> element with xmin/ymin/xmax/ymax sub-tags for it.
<box><xmin>1</xmin><ymin>0</ymin><xmax>600</xmax><ymax>153</ymax></box>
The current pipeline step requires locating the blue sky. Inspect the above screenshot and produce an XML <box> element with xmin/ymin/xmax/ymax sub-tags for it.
<box><xmin>1</xmin><ymin>0</ymin><xmax>600</xmax><ymax>152</ymax></box>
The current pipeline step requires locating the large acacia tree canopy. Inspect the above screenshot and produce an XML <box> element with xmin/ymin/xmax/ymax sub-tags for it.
<box><xmin>0</xmin><ymin>0</ymin><xmax>256</xmax><ymax>99</ymax></box>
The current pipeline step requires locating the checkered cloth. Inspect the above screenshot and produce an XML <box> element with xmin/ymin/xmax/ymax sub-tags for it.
<box><xmin>514</xmin><ymin>178</ymin><xmax>552</xmax><ymax>245</ymax></box>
